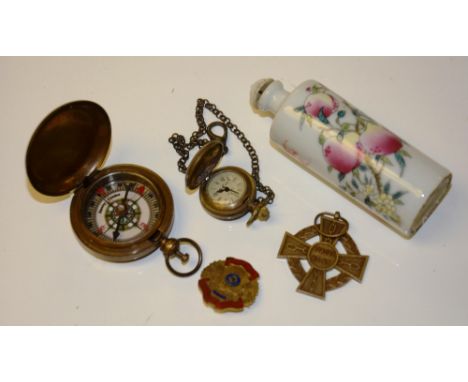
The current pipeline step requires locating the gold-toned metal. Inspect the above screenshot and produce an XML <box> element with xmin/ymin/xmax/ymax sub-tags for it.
<box><xmin>278</xmin><ymin>211</ymin><xmax>369</xmax><ymax>299</ymax></box>
<box><xmin>71</xmin><ymin>164</ymin><xmax>203</xmax><ymax>276</ymax></box>
<box><xmin>169</xmin><ymin>98</ymin><xmax>275</xmax><ymax>226</ymax></box>
<box><xmin>246</xmin><ymin>199</ymin><xmax>270</xmax><ymax>226</ymax></box>
<box><xmin>26</xmin><ymin>100</ymin><xmax>111</xmax><ymax>196</ymax></box>
<box><xmin>185</xmin><ymin>140</ymin><xmax>224</xmax><ymax>191</ymax></box>
<box><xmin>162</xmin><ymin>238</ymin><xmax>203</xmax><ymax>277</ymax></box>
<box><xmin>71</xmin><ymin>164</ymin><xmax>174</xmax><ymax>262</ymax></box>
<box><xmin>184</xmin><ymin>141</ymin><xmax>260</xmax><ymax>221</ymax></box>
<box><xmin>198</xmin><ymin>257</ymin><xmax>260</xmax><ymax>312</ymax></box>
<box><xmin>199</xmin><ymin>166</ymin><xmax>257</xmax><ymax>220</ymax></box>
<box><xmin>206</xmin><ymin>121</ymin><xmax>228</xmax><ymax>151</ymax></box>
<box><xmin>28</xmin><ymin>101</ymin><xmax>203</xmax><ymax>277</ymax></box>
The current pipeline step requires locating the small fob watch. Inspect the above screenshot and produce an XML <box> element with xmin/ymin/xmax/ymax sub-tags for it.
<box><xmin>169</xmin><ymin>99</ymin><xmax>275</xmax><ymax>226</ymax></box>
<box><xmin>186</xmin><ymin>139</ymin><xmax>258</xmax><ymax>222</ymax></box>
<box><xmin>251</xmin><ymin>79</ymin><xmax>452</xmax><ymax>238</ymax></box>
<box><xmin>26</xmin><ymin>101</ymin><xmax>202</xmax><ymax>277</ymax></box>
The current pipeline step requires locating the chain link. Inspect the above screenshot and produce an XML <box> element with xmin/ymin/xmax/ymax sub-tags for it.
<box><xmin>168</xmin><ymin>99</ymin><xmax>275</xmax><ymax>205</ymax></box>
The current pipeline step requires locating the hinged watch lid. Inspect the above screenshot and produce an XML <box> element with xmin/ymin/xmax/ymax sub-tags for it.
<box><xmin>26</xmin><ymin>100</ymin><xmax>111</xmax><ymax>196</ymax></box>
<box><xmin>185</xmin><ymin>140</ymin><xmax>224</xmax><ymax>190</ymax></box>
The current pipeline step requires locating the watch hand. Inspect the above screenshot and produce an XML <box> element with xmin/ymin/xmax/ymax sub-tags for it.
<box><xmin>112</xmin><ymin>225</ymin><xmax>121</xmax><ymax>241</ymax></box>
<box><xmin>228</xmin><ymin>189</ymin><xmax>239</xmax><ymax>194</ymax></box>
<box><xmin>113</xmin><ymin>185</ymin><xmax>131</xmax><ymax>241</ymax></box>
<box><xmin>98</xmin><ymin>195</ymin><xmax>113</xmax><ymax>207</ymax></box>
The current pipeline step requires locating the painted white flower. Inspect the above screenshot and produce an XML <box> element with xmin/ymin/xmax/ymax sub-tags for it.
<box><xmin>373</xmin><ymin>193</ymin><xmax>400</xmax><ymax>222</ymax></box>
<box><xmin>362</xmin><ymin>184</ymin><xmax>375</xmax><ymax>197</ymax></box>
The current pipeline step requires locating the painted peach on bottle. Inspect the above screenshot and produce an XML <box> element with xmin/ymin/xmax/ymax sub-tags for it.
<box><xmin>250</xmin><ymin>79</ymin><xmax>452</xmax><ymax>238</ymax></box>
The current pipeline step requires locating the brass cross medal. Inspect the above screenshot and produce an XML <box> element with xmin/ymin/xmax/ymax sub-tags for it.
<box><xmin>278</xmin><ymin>212</ymin><xmax>369</xmax><ymax>299</ymax></box>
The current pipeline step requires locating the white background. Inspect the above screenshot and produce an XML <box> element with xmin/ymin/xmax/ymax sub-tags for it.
<box><xmin>1</xmin><ymin>57</ymin><xmax>467</xmax><ymax>325</ymax></box>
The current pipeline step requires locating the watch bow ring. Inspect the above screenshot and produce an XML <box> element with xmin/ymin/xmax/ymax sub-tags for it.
<box><xmin>26</xmin><ymin>100</ymin><xmax>203</xmax><ymax>277</ymax></box>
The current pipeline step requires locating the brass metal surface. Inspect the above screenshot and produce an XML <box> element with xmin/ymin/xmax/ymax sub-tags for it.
<box><xmin>199</xmin><ymin>166</ymin><xmax>256</xmax><ymax>220</ymax></box>
<box><xmin>70</xmin><ymin>164</ymin><xmax>174</xmax><ymax>262</ymax></box>
<box><xmin>28</xmin><ymin>101</ymin><xmax>203</xmax><ymax>277</ymax></box>
<box><xmin>206</xmin><ymin>121</ymin><xmax>228</xmax><ymax>151</ymax></box>
<box><xmin>278</xmin><ymin>212</ymin><xmax>369</xmax><ymax>299</ymax></box>
<box><xmin>198</xmin><ymin>257</ymin><xmax>259</xmax><ymax>312</ymax></box>
<box><xmin>246</xmin><ymin>199</ymin><xmax>270</xmax><ymax>226</ymax></box>
<box><xmin>185</xmin><ymin>140</ymin><xmax>224</xmax><ymax>190</ymax></box>
<box><xmin>162</xmin><ymin>238</ymin><xmax>203</xmax><ymax>277</ymax></box>
<box><xmin>169</xmin><ymin>98</ymin><xmax>275</xmax><ymax>225</ymax></box>
<box><xmin>26</xmin><ymin>100</ymin><xmax>111</xmax><ymax>196</ymax></box>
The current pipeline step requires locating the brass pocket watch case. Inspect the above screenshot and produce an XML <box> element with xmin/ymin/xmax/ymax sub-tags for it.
<box><xmin>26</xmin><ymin>101</ymin><xmax>202</xmax><ymax>277</ymax></box>
<box><xmin>169</xmin><ymin>99</ymin><xmax>275</xmax><ymax>226</ymax></box>
<box><xmin>185</xmin><ymin>139</ymin><xmax>257</xmax><ymax>221</ymax></box>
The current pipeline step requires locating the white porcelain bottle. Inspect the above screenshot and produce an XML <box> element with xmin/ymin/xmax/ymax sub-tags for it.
<box><xmin>250</xmin><ymin>79</ymin><xmax>452</xmax><ymax>238</ymax></box>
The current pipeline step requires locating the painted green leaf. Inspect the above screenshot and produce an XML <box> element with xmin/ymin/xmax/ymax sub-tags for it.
<box><xmin>319</xmin><ymin>132</ymin><xmax>326</xmax><ymax>145</ymax></box>
<box><xmin>299</xmin><ymin>113</ymin><xmax>305</xmax><ymax>130</ymax></box>
<box><xmin>318</xmin><ymin>108</ymin><xmax>329</xmax><ymax>124</ymax></box>
<box><xmin>305</xmin><ymin>115</ymin><xmax>314</xmax><ymax>125</ymax></box>
<box><xmin>338</xmin><ymin>110</ymin><xmax>346</xmax><ymax>118</ymax></box>
<box><xmin>351</xmin><ymin>179</ymin><xmax>359</xmax><ymax>189</ymax></box>
<box><xmin>394</xmin><ymin>152</ymin><xmax>406</xmax><ymax>176</ymax></box>
<box><xmin>381</xmin><ymin>156</ymin><xmax>394</xmax><ymax>166</ymax></box>
<box><xmin>312</xmin><ymin>84</ymin><xmax>322</xmax><ymax>94</ymax></box>
<box><xmin>364</xmin><ymin>196</ymin><xmax>375</xmax><ymax>207</ymax></box>
<box><xmin>399</xmin><ymin>149</ymin><xmax>412</xmax><ymax>158</ymax></box>
<box><xmin>392</xmin><ymin>191</ymin><xmax>406</xmax><ymax>200</ymax></box>
<box><xmin>327</xmin><ymin>165</ymin><xmax>333</xmax><ymax>173</ymax></box>
<box><xmin>294</xmin><ymin>105</ymin><xmax>305</xmax><ymax>112</ymax></box>
<box><xmin>341</xmin><ymin>123</ymin><xmax>350</xmax><ymax>132</ymax></box>
<box><xmin>352</xmin><ymin>168</ymin><xmax>363</xmax><ymax>185</ymax></box>
<box><xmin>359</xmin><ymin>164</ymin><xmax>368</xmax><ymax>172</ymax></box>
<box><xmin>338</xmin><ymin>172</ymin><xmax>346</xmax><ymax>182</ymax></box>
<box><xmin>383</xmin><ymin>182</ymin><xmax>391</xmax><ymax>194</ymax></box>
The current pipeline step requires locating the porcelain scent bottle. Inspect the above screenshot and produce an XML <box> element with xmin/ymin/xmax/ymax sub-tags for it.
<box><xmin>250</xmin><ymin>79</ymin><xmax>451</xmax><ymax>238</ymax></box>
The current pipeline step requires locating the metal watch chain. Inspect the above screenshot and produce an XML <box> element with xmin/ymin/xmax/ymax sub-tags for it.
<box><xmin>169</xmin><ymin>98</ymin><xmax>275</xmax><ymax>206</ymax></box>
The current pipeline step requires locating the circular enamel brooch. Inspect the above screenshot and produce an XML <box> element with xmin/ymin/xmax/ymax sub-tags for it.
<box><xmin>198</xmin><ymin>257</ymin><xmax>260</xmax><ymax>312</ymax></box>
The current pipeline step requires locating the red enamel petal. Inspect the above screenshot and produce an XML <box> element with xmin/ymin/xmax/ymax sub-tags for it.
<box><xmin>225</xmin><ymin>257</ymin><xmax>260</xmax><ymax>280</ymax></box>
